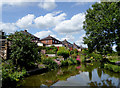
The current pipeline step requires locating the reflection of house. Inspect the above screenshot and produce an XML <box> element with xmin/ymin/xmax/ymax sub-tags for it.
<box><xmin>62</xmin><ymin>39</ymin><xmax>73</xmax><ymax>50</ymax></box>
<box><xmin>20</xmin><ymin>30</ymin><xmax>44</xmax><ymax>46</ymax></box>
<box><xmin>40</xmin><ymin>35</ymin><xmax>64</xmax><ymax>47</ymax></box>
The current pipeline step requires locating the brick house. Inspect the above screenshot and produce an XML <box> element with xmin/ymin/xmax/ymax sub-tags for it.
<box><xmin>62</xmin><ymin>39</ymin><xmax>73</xmax><ymax>50</ymax></box>
<box><xmin>73</xmin><ymin>43</ymin><xmax>80</xmax><ymax>49</ymax></box>
<box><xmin>40</xmin><ymin>35</ymin><xmax>64</xmax><ymax>47</ymax></box>
<box><xmin>73</xmin><ymin>43</ymin><xmax>83</xmax><ymax>51</ymax></box>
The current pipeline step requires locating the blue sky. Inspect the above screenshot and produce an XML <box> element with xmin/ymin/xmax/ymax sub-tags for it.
<box><xmin>1</xmin><ymin>1</ymin><xmax>99</xmax><ymax>47</ymax></box>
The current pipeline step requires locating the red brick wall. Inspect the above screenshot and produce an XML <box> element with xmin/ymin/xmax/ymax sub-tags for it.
<box><xmin>41</xmin><ymin>40</ymin><xmax>52</xmax><ymax>45</ymax></box>
<box><xmin>41</xmin><ymin>39</ymin><xmax>61</xmax><ymax>45</ymax></box>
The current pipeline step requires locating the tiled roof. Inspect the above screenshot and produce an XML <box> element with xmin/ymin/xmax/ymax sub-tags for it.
<box><xmin>73</xmin><ymin>43</ymin><xmax>80</xmax><ymax>48</ymax></box>
<box><xmin>20</xmin><ymin>30</ymin><xmax>40</xmax><ymax>40</ymax></box>
<box><xmin>40</xmin><ymin>35</ymin><xmax>62</xmax><ymax>43</ymax></box>
<box><xmin>62</xmin><ymin>39</ymin><xmax>73</xmax><ymax>46</ymax></box>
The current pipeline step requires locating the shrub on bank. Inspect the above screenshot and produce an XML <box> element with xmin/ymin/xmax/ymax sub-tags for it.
<box><xmin>46</xmin><ymin>46</ymin><xmax>58</xmax><ymax>54</ymax></box>
<box><xmin>42</xmin><ymin>59</ymin><xmax>58</xmax><ymax>70</ymax></box>
<box><xmin>61</xmin><ymin>58</ymin><xmax>78</xmax><ymax>66</ymax></box>
<box><xmin>104</xmin><ymin>63</ymin><xmax>120</xmax><ymax>73</ymax></box>
<box><xmin>2</xmin><ymin>60</ymin><xmax>27</xmax><ymax>88</ymax></box>
<box><xmin>57</xmin><ymin>47</ymin><xmax>70</xmax><ymax>59</ymax></box>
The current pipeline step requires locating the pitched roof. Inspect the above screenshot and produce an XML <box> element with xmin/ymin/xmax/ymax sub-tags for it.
<box><xmin>62</xmin><ymin>39</ymin><xmax>73</xmax><ymax>46</ymax></box>
<box><xmin>40</xmin><ymin>35</ymin><xmax>61</xmax><ymax>43</ymax></box>
<box><xmin>73</xmin><ymin>43</ymin><xmax>80</xmax><ymax>48</ymax></box>
<box><xmin>20</xmin><ymin>30</ymin><xmax>40</xmax><ymax>40</ymax></box>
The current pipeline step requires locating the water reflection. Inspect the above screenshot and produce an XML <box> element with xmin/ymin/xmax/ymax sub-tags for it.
<box><xmin>20</xmin><ymin>62</ymin><xmax>120</xmax><ymax>87</ymax></box>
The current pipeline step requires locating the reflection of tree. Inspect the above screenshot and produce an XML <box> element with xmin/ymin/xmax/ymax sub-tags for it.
<box><xmin>89</xmin><ymin>71</ymin><xmax>92</xmax><ymax>81</ymax></box>
<box><xmin>97</xmin><ymin>68</ymin><xmax>102</xmax><ymax>79</ymax></box>
<box><xmin>21</xmin><ymin>65</ymin><xmax>80</xmax><ymax>87</ymax></box>
<box><xmin>88</xmin><ymin>79</ymin><xmax>115</xmax><ymax>87</ymax></box>
<box><xmin>118</xmin><ymin>78</ymin><xmax>120</xmax><ymax>88</ymax></box>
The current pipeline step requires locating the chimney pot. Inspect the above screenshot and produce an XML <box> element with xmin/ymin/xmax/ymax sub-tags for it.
<box><xmin>24</xmin><ymin>30</ymin><xmax>27</xmax><ymax>32</ymax></box>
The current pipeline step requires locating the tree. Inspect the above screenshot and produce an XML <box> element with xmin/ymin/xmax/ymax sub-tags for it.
<box><xmin>83</xmin><ymin>2</ymin><xmax>120</xmax><ymax>55</ymax></box>
<box><xmin>9</xmin><ymin>32</ymin><xmax>40</xmax><ymax>69</ymax></box>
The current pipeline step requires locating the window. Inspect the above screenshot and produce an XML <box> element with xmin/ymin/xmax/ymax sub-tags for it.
<box><xmin>53</xmin><ymin>40</ymin><xmax>54</xmax><ymax>42</ymax></box>
<box><xmin>46</xmin><ymin>40</ymin><xmax>48</xmax><ymax>43</ymax></box>
<box><xmin>55</xmin><ymin>41</ymin><xmax>57</xmax><ymax>43</ymax></box>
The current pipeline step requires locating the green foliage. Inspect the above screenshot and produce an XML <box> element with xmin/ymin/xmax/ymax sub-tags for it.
<box><xmin>107</xmin><ymin>56</ymin><xmax>120</xmax><ymax>63</ymax></box>
<box><xmin>9</xmin><ymin>32</ymin><xmax>40</xmax><ymax>69</ymax></box>
<box><xmin>83</xmin><ymin>2</ymin><xmax>120</xmax><ymax>55</ymax></box>
<box><xmin>90</xmin><ymin>52</ymin><xmax>103</xmax><ymax>60</ymax></box>
<box><xmin>71</xmin><ymin>53</ymin><xmax>77</xmax><ymax>58</ymax></box>
<box><xmin>104</xmin><ymin>63</ymin><xmax>120</xmax><ymax>73</ymax></box>
<box><xmin>46</xmin><ymin>46</ymin><xmax>58</xmax><ymax>54</ymax></box>
<box><xmin>37</xmin><ymin>46</ymin><xmax>46</xmax><ymax>52</ymax></box>
<box><xmin>82</xmin><ymin>49</ymin><xmax>103</xmax><ymax>61</ymax></box>
<box><xmin>42</xmin><ymin>59</ymin><xmax>58</xmax><ymax>70</ymax></box>
<box><xmin>80</xmin><ymin>54</ymin><xmax>85</xmax><ymax>62</ymax></box>
<box><xmin>61</xmin><ymin>58</ymin><xmax>77</xmax><ymax>66</ymax></box>
<box><xmin>57</xmin><ymin>47</ymin><xmax>70</xmax><ymax>59</ymax></box>
<box><xmin>67</xmin><ymin>58</ymin><xmax>77</xmax><ymax>65</ymax></box>
<box><xmin>2</xmin><ymin>60</ymin><xmax>27</xmax><ymax>88</ymax></box>
<box><xmin>61</xmin><ymin>60</ymin><xmax>68</xmax><ymax>66</ymax></box>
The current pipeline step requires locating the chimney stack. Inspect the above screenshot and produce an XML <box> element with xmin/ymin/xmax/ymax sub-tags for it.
<box><xmin>24</xmin><ymin>30</ymin><xmax>27</xmax><ymax>32</ymax></box>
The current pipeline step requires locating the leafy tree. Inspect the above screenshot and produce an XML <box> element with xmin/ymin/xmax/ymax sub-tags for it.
<box><xmin>83</xmin><ymin>2</ymin><xmax>120</xmax><ymax>55</ymax></box>
<box><xmin>9</xmin><ymin>32</ymin><xmax>40</xmax><ymax>69</ymax></box>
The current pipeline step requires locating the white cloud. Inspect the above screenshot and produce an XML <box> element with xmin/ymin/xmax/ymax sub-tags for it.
<box><xmin>54</xmin><ymin>13</ymin><xmax>85</xmax><ymax>34</ymax></box>
<box><xmin>2</xmin><ymin>0</ymin><xmax>31</xmax><ymax>6</ymax></box>
<box><xmin>61</xmin><ymin>35</ymin><xmax>75</xmax><ymax>42</ymax></box>
<box><xmin>0</xmin><ymin>22</ymin><xmax>17</xmax><ymax>33</ymax></box>
<box><xmin>16</xmin><ymin>14</ymin><xmax>35</xmax><ymax>29</ymax></box>
<box><xmin>34</xmin><ymin>11</ymin><xmax>66</xmax><ymax>29</ymax></box>
<box><xmin>76</xmin><ymin>34</ymin><xmax>87</xmax><ymax>48</ymax></box>
<box><xmin>34</xmin><ymin>30</ymin><xmax>53</xmax><ymax>38</ymax></box>
<box><xmin>38</xmin><ymin>0</ymin><xmax>57</xmax><ymax>10</ymax></box>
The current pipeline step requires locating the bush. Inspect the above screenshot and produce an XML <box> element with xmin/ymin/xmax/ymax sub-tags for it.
<box><xmin>84</xmin><ymin>51</ymin><xmax>103</xmax><ymax>61</ymax></box>
<box><xmin>80</xmin><ymin>54</ymin><xmax>85</xmax><ymax>62</ymax></box>
<box><xmin>2</xmin><ymin>60</ymin><xmax>27</xmax><ymax>88</ymax></box>
<box><xmin>57</xmin><ymin>47</ymin><xmax>70</xmax><ymax>59</ymax></box>
<box><xmin>71</xmin><ymin>53</ymin><xmax>77</xmax><ymax>58</ymax></box>
<box><xmin>104</xmin><ymin>63</ymin><xmax>120</xmax><ymax>73</ymax></box>
<box><xmin>61</xmin><ymin>60</ymin><xmax>68</xmax><ymax>66</ymax></box>
<box><xmin>46</xmin><ymin>46</ymin><xmax>58</xmax><ymax>54</ymax></box>
<box><xmin>42</xmin><ymin>59</ymin><xmax>58</xmax><ymax>70</ymax></box>
<box><xmin>68</xmin><ymin>58</ymin><xmax>77</xmax><ymax>65</ymax></box>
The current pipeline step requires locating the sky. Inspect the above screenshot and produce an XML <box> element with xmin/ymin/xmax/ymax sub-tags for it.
<box><xmin>0</xmin><ymin>0</ymin><xmax>101</xmax><ymax>48</ymax></box>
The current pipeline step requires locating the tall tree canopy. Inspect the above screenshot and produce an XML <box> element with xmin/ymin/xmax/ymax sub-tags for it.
<box><xmin>83</xmin><ymin>2</ymin><xmax>120</xmax><ymax>55</ymax></box>
<box><xmin>9</xmin><ymin>32</ymin><xmax>40</xmax><ymax>69</ymax></box>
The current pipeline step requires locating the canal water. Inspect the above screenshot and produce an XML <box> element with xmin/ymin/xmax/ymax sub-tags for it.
<box><xmin>20</xmin><ymin>62</ymin><xmax>120</xmax><ymax>87</ymax></box>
